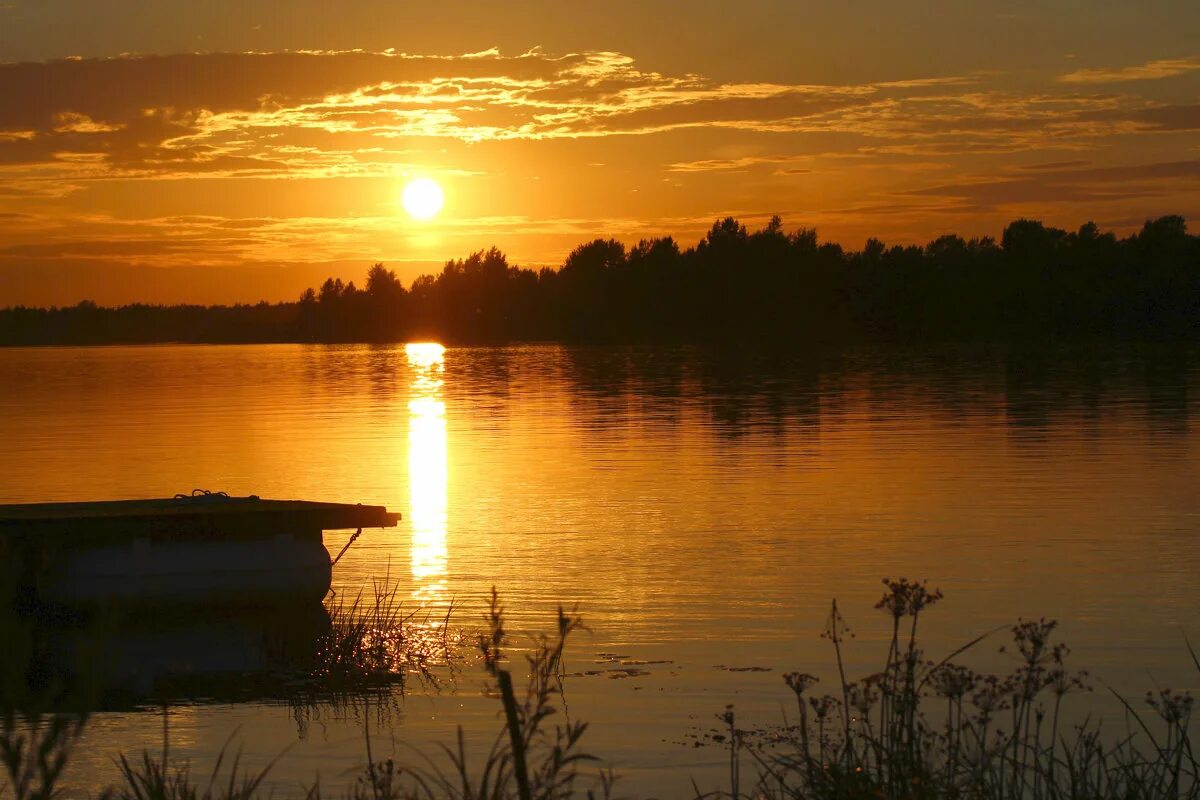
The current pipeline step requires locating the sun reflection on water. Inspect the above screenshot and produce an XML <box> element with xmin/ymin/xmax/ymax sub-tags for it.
<box><xmin>406</xmin><ymin>343</ymin><xmax>448</xmax><ymax>608</ymax></box>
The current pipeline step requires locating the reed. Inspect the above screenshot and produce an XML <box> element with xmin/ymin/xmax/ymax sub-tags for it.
<box><xmin>316</xmin><ymin>575</ymin><xmax>456</xmax><ymax>687</ymax></box>
<box><xmin>326</xmin><ymin>588</ymin><xmax>610</xmax><ymax>800</ymax></box>
<box><xmin>0</xmin><ymin>562</ymin><xmax>98</xmax><ymax>800</ymax></box>
<box><xmin>4</xmin><ymin>580</ymin><xmax>1196</xmax><ymax>800</ymax></box>
<box><xmin>706</xmin><ymin>578</ymin><xmax>1198</xmax><ymax>800</ymax></box>
<box><xmin>283</xmin><ymin>577</ymin><xmax>460</xmax><ymax>738</ymax></box>
<box><xmin>104</xmin><ymin>712</ymin><xmax>280</xmax><ymax>800</ymax></box>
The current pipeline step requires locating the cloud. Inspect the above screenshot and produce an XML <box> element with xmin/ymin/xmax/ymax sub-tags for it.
<box><xmin>0</xmin><ymin>206</ymin><xmax>739</xmax><ymax>276</ymax></box>
<box><xmin>1060</xmin><ymin>56</ymin><xmax>1200</xmax><ymax>84</ymax></box>
<box><xmin>666</xmin><ymin>155</ymin><xmax>815</xmax><ymax>173</ymax></box>
<box><xmin>1136</xmin><ymin>104</ymin><xmax>1200</xmax><ymax>130</ymax></box>
<box><xmin>1018</xmin><ymin>160</ymin><xmax>1092</xmax><ymax>171</ymax></box>
<box><xmin>0</xmin><ymin>49</ymin><xmax>1003</xmax><ymax>185</ymax></box>
<box><xmin>0</xmin><ymin>48</ymin><xmax>1187</xmax><ymax>192</ymax></box>
<box><xmin>910</xmin><ymin>159</ymin><xmax>1200</xmax><ymax>210</ymax></box>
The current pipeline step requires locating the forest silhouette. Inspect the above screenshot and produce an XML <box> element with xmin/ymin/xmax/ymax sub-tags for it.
<box><xmin>2</xmin><ymin>215</ymin><xmax>1198</xmax><ymax>345</ymax></box>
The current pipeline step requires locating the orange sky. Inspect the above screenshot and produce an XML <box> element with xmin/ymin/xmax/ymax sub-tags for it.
<box><xmin>1</xmin><ymin>1</ymin><xmax>1199</xmax><ymax>306</ymax></box>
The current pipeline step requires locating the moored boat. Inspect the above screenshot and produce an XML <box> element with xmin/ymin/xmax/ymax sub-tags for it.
<box><xmin>0</xmin><ymin>493</ymin><xmax>401</xmax><ymax>609</ymax></box>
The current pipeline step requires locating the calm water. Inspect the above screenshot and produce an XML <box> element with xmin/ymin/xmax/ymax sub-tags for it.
<box><xmin>1</xmin><ymin>342</ymin><xmax>1198</xmax><ymax>796</ymax></box>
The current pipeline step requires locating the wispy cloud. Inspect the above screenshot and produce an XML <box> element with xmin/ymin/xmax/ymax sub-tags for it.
<box><xmin>0</xmin><ymin>50</ymin><xmax>1020</xmax><ymax>187</ymax></box>
<box><xmin>666</xmin><ymin>155</ymin><xmax>815</xmax><ymax>173</ymax></box>
<box><xmin>1060</xmin><ymin>55</ymin><xmax>1200</xmax><ymax>84</ymax></box>
<box><xmin>910</xmin><ymin>159</ymin><xmax>1200</xmax><ymax>210</ymax></box>
<box><xmin>0</xmin><ymin>48</ymin><xmax>1187</xmax><ymax>192</ymax></box>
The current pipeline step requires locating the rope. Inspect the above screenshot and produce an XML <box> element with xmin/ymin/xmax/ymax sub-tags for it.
<box><xmin>172</xmin><ymin>490</ymin><xmax>260</xmax><ymax>501</ymax></box>
<box><xmin>173</xmin><ymin>491</ymin><xmax>363</xmax><ymax>569</ymax></box>
<box><xmin>173</xmin><ymin>489</ymin><xmax>231</xmax><ymax>500</ymax></box>
<box><xmin>331</xmin><ymin>527</ymin><xmax>363</xmax><ymax>567</ymax></box>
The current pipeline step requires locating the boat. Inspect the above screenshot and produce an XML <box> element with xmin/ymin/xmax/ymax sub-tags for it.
<box><xmin>0</xmin><ymin>492</ymin><xmax>401</xmax><ymax>610</ymax></box>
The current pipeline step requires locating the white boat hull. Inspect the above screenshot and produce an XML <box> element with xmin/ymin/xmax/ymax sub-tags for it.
<box><xmin>47</xmin><ymin>533</ymin><xmax>333</xmax><ymax>607</ymax></box>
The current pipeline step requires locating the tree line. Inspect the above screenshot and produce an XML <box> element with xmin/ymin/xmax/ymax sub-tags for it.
<box><xmin>2</xmin><ymin>215</ymin><xmax>1198</xmax><ymax>346</ymax></box>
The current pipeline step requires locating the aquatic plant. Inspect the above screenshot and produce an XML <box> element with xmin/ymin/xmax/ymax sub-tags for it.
<box><xmin>708</xmin><ymin>578</ymin><xmax>1198</xmax><ymax>800</ymax></box>
<box><xmin>336</xmin><ymin>588</ymin><xmax>609</xmax><ymax>800</ymax></box>
<box><xmin>316</xmin><ymin>575</ymin><xmax>457</xmax><ymax>688</ymax></box>
<box><xmin>284</xmin><ymin>576</ymin><xmax>461</xmax><ymax>738</ymax></box>
<box><xmin>0</xmin><ymin>560</ymin><xmax>101</xmax><ymax>800</ymax></box>
<box><xmin>106</xmin><ymin>588</ymin><xmax>608</xmax><ymax>800</ymax></box>
<box><xmin>105</xmin><ymin>712</ymin><xmax>279</xmax><ymax>800</ymax></box>
<box><xmin>0</xmin><ymin>706</ymin><xmax>89</xmax><ymax>800</ymax></box>
<box><xmin>5</xmin><ymin>579</ymin><xmax>1198</xmax><ymax>800</ymax></box>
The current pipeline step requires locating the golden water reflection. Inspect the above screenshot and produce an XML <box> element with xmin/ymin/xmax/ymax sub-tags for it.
<box><xmin>405</xmin><ymin>343</ymin><xmax>448</xmax><ymax>607</ymax></box>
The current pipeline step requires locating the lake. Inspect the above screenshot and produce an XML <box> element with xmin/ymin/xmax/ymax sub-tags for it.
<box><xmin>1</xmin><ymin>342</ymin><xmax>1197</xmax><ymax>797</ymax></box>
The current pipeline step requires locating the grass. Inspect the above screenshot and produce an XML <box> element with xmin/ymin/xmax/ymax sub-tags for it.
<box><xmin>1</xmin><ymin>579</ymin><xmax>1196</xmax><ymax>800</ymax></box>
<box><xmin>105</xmin><ymin>711</ymin><xmax>279</xmax><ymax>800</ymax></box>
<box><xmin>282</xmin><ymin>575</ymin><xmax>460</xmax><ymax>738</ymax></box>
<box><xmin>311</xmin><ymin>574</ymin><xmax>458</xmax><ymax>690</ymax></box>
<box><xmin>710</xmin><ymin>579</ymin><xmax>1198</xmax><ymax>800</ymax></box>
<box><xmin>100</xmin><ymin>589</ymin><xmax>607</xmax><ymax>800</ymax></box>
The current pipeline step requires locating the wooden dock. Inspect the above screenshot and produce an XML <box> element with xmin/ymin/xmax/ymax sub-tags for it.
<box><xmin>0</xmin><ymin>495</ymin><xmax>400</xmax><ymax>541</ymax></box>
<box><xmin>0</xmin><ymin>494</ymin><xmax>403</xmax><ymax>608</ymax></box>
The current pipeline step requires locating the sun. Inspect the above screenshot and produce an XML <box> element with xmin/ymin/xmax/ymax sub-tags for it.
<box><xmin>401</xmin><ymin>177</ymin><xmax>445</xmax><ymax>221</ymax></box>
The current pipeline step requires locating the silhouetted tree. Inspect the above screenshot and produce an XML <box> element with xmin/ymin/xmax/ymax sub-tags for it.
<box><xmin>3</xmin><ymin>215</ymin><xmax>1199</xmax><ymax>346</ymax></box>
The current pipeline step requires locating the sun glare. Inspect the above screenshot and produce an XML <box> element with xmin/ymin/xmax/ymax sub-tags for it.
<box><xmin>405</xmin><ymin>341</ymin><xmax>448</xmax><ymax>608</ymax></box>
<box><xmin>405</xmin><ymin>341</ymin><xmax>446</xmax><ymax>366</ymax></box>
<box><xmin>401</xmin><ymin>178</ymin><xmax>445</xmax><ymax>221</ymax></box>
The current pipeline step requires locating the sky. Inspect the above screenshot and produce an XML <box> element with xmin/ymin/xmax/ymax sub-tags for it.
<box><xmin>1</xmin><ymin>0</ymin><xmax>1199</xmax><ymax>305</ymax></box>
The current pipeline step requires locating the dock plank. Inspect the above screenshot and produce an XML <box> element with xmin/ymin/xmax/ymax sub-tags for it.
<box><xmin>0</xmin><ymin>496</ymin><xmax>401</xmax><ymax>539</ymax></box>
